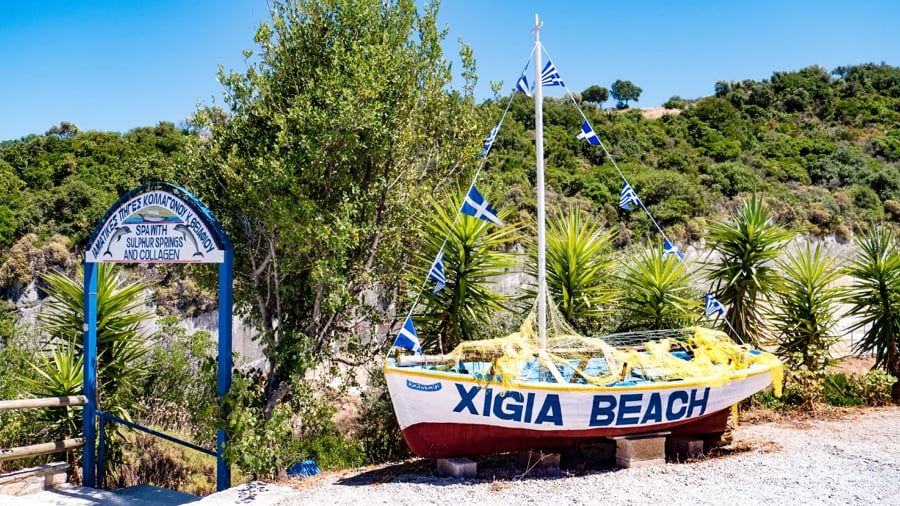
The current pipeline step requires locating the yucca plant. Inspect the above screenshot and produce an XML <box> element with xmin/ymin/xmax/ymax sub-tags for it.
<box><xmin>413</xmin><ymin>196</ymin><xmax>520</xmax><ymax>354</ymax></box>
<box><xmin>705</xmin><ymin>194</ymin><xmax>796</xmax><ymax>344</ymax></box>
<box><xmin>40</xmin><ymin>263</ymin><xmax>153</xmax><ymax>413</ymax></box>
<box><xmin>769</xmin><ymin>242</ymin><xmax>844</xmax><ymax>369</ymax></box>
<box><xmin>21</xmin><ymin>343</ymin><xmax>84</xmax><ymax>468</ymax></box>
<box><xmin>767</xmin><ymin>242</ymin><xmax>845</xmax><ymax>406</ymax></box>
<box><xmin>844</xmin><ymin>225</ymin><xmax>900</xmax><ymax>401</ymax></box>
<box><xmin>38</xmin><ymin>263</ymin><xmax>154</xmax><ymax>485</ymax></box>
<box><xmin>617</xmin><ymin>244</ymin><xmax>701</xmax><ymax>331</ymax></box>
<box><xmin>527</xmin><ymin>209</ymin><xmax>618</xmax><ymax>334</ymax></box>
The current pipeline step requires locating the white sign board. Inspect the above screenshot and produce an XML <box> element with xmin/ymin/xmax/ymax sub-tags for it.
<box><xmin>85</xmin><ymin>189</ymin><xmax>225</xmax><ymax>263</ymax></box>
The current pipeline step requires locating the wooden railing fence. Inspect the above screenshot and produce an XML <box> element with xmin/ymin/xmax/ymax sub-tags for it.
<box><xmin>0</xmin><ymin>396</ymin><xmax>86</xmax><ymax>462</ymax></box>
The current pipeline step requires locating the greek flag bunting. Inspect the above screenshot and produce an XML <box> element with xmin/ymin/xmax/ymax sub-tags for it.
<box><xmin>428</xmin><ymin>250</ymin><xmax>446</xmax><ymax>294</ymax></box>
<box><xmin>577</xmin><ymin>120</ymin><xmax>600</xmax><ymax>145</ymax></box>
<box><xmin>480</xmin><ymin>122</ymin><xmax>501</xmax><ymax>157</ymax></box>
<box><xmin>619</xmin><ymin>181</ymin><xmax>641</xmax><ymax>211</ymax></box>
<box><xmin>705</xmin><ymin>293</ymin><xmax>726</xmax><ymax>316</ymax></box>
<box><xmin>461</xmin><ymin>185</ymin><xmax>503</xmax><ymax>225</ymax></box>
<box><xmin>516</xmin><ymin>74</ymin><xmax>532</xmax><ymax>97</ymax></box>
<box><xmin>393</xmin><ymin>315</ymin><xmax>423</xmax><ymax>354</ymax></box>
<box><xmin>663</xmin><ymin>239</ymin><xmax>685</xmax><ymax>260</ymax></box>
<box><xmin>541</xmin><ymin>60</ymin><xmax>565</xmax><ymax>87</ymax></box>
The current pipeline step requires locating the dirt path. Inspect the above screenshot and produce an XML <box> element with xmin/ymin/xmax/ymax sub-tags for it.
<box><xmin>260</xmin><ymin>406</ymin><xmax>899</xmax><ymax>505</ymax></box>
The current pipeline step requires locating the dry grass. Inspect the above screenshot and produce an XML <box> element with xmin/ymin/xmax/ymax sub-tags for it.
<box><xmin>638</xmin><ymin>107</ymin><xmax>682</xmax><ymax>120</ymax></box>
<box><xmin>828</xmin><ymin>355</ymin><xmax>876</xmax><ymax>375</ymax></box>
<box><xmin>117</xmin><ymin>429</ymin><xmax>219</xmax><ymax>496</ymax></box>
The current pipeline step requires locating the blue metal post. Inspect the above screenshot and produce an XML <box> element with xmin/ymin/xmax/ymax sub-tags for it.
<box><xmin>97</xmin><ymin>413</ymin><xmax>106</xmax><ymax>489</ymax></box>
<box><xmin>82</xmin><ymin>261</ymin><xmax>99</xmax><ymax>488</ymax></box>
<box><xmin>216</xmin><ymin>247</ymin><xmax>234</xmax><ymax>491</ymax></box>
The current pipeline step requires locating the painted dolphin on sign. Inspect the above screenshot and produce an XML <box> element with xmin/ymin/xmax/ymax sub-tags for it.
<box><xmin>173</xmin><ymin>224</ymin><xmax>204</xmax><ymax>257</ymax></box>
<box><xmin>103</xmin><ymin>226</ymin><xmax>132</xmax><ymax>257</ymax></box>
<box><xmin>138</xmin><ymin>211</ymin><xmax>167</xmax><ymax>223</ymax></box>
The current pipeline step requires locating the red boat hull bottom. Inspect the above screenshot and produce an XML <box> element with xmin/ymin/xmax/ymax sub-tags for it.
<box><xmin>401</xmin><ymin>408</ymin><xmax>731</xmax><ymax>459</ymax></box>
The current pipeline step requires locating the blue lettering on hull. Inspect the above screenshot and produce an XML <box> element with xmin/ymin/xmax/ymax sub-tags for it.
<box><xmin>451</xmin><ymin>384</ymin><xmax>563</xmax><ymax>426</ymax></box>
<box><xmin>406</xmin><ymin>380</ymin><xmax>442</xmax><ymax>392</ymax></box>
<box><xmin>448</xmin><ymin>383</ymin><xmax>711</xmax><ymax>428</ymax></box>
<box><xmin>590</xmin><ymin>387</ymin><xmax>710</xmax><ymax>427</ymax></box>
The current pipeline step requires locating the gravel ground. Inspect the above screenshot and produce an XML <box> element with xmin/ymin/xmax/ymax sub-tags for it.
<box><xmin>271</xmin><ymin>406</ymin><xmax>900</xmax><ymax>506</ymax></box>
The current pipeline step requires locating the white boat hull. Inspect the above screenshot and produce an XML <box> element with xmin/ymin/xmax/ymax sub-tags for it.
<box><xmin>384</xmin><ymin>360</ymin><xmax>775</xmax><ymax>458</ymax></box>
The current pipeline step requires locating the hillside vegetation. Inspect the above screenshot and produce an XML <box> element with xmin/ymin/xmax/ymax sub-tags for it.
<box><xmin>3</xmin><ymin>65</ymin><xmax>897</xmax><ymax>270</ymax></box>
<box><xmin>476</xmin><ymin>63</ymin><xmax>900</xmax><ymax>245</ymax></box>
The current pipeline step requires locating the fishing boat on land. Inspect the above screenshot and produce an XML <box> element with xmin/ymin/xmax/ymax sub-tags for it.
<box><xmin>384</xmin><ymin>15</ymin><xmax>782</xmax><ymax>460</ymax></box>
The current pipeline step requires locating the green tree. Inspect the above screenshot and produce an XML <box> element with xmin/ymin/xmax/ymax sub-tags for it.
<box><xmin>610</xmin><ymin>79</ymin><xmax>642</xmax><ymax>108</ymax></box>
<box><xmin>581</xmin><ymin>85</ymin><xmax>609</xmax><ymax>107</ymax></box>
<box><xmin>529</xmin><ymin>209</ymin><xmax>617</xmax><ymax>333</ymax></box>
<box><xmin>617</xmin><ymin>245</ymin><xmax>699</xmax><ymax>331</ymax></box>
<box><xmin>705</xmin><ymin>194</ymin><xmax>796</xmax><ymax>344</ymax></box>
<box><xmin>414</xmin><ymin>196</ymin><xmax>519</xmax><ymax>353</ymax></box>
<box><xmin>45</xmin><ymin>122</ymin><xmax>81</xmax><ymax>139</ymax></box>
<box><xmin>662</xmin><ymin>96</ymin><xmax>689</xmax><ymax>109</ymax></box>
<box><xmin>844</xmin><ymin>225</ymin><xmax>900</xmax><ymax>401</ymax></box>
<box><xmin>0</xmin><ymin>204</ymin><xmax>16</xmax><ymax>248</ymax></box>
<box><xmin>684</xmin><ymin>97</ymin><xmax>743</xmax><ymax>140</ymax></box>
<box><xmin>37</xmin><ymin>263</ymin><xmax>153</xmax><ymax>485</ymax></box>
<box><xmin>767</xmin><ymin>242</ymin><xmax>845</xmax><ymax>406</ymax></box>
<box><xmin>189</xmin><ymin>0</ymin><xmax>481</xmax><ymax>415</ymax></box>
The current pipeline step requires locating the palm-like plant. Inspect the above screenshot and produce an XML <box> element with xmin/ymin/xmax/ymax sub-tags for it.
<box><xmin>21</xmin><ymin>343</ymin><xmax>84</xmax><ymax>468</ymax></box>
<box><xmin>38</xmin><ymin>263</ymin><xmax>154</xmax><ymax>485</ymax></box>
<box><xmin>40</xmin><ymin>263</ymin><xmax>153</xmax><ymax>412</ymax></box>
<box><xmin>413</xmin><ymin>197</ymin><xmax>520</xmax><ymax>354</ymax></box>
<box><xmin>844</xmin><ymin>225</ymin><xmax>900</xmax><ymax>401</ymax></box>
<box><xmin>617</xmin><ymin>245</ymin><xmax>700</xmax><ymax>331</ymax></box>
<box><xmin>705</xmin><ymin>194</ymin><xmax>796</xmax><ymax>344</ymax></box>
<box><xmin>528</xmin><ymin>209</ymin><xmax>617</xmax><ymax>333</ymax></box>
<box><xmin>767</xmin><ymin>242</ymin><xmax>844</xmax><ymax>404</ymax></box>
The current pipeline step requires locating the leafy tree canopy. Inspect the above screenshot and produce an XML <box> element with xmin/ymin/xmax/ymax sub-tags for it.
<box><xmin>187</xmin><ymin>0</ymin><xmax>482</xmax><ymax>413</ymax></box>
<box><xmin>582</xmin><ymin>85</ymin><xmax>609</xmax><ymax>106</ymax></box>
<box><xmin>610</xmin><ymin>79</ymin><xmax>643</xmax><ymax>108</ymax></box>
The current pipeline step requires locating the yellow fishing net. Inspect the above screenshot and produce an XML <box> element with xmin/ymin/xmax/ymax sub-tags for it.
<box><xmin>431</xmin><ymin>297</ymin><xmax>783</xmax><ymax>396</ymax></box>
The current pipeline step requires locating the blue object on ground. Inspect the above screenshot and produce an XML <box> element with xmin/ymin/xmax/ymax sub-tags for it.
<box><xmin>287</xmin><ymin>459</ymin><xmax>321</xmax><ymax>478</ymax></box>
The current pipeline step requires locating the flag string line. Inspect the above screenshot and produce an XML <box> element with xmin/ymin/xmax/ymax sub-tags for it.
<box><xmin>392</xmin><ymin>43</ymin><xmax>746</xmax><ymax>352</ymax></box>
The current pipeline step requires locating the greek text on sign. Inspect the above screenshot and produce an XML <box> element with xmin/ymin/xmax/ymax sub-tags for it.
<box><xmin>86</xmin><ymin>190</ymin><xmax>225</xmax><ymax>263</ymax></box>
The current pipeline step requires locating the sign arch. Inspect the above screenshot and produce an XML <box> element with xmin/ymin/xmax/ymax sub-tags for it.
<box><xmin>82</xmin><ymin>181</ymin><xmax>233</xmax><ymax>491</ymax></box>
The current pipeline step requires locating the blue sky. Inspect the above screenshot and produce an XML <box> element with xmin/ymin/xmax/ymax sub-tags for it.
<box><xmin>2</xmin><ymin>0</ymin><xmax>898</xmax><ymax>141</ymax></box>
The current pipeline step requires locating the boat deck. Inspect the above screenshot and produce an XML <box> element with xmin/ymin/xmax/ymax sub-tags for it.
<box><xmin>401</xmin><ymin>353</ymin><xmax>699</xmax><ymax>387</ymax></box>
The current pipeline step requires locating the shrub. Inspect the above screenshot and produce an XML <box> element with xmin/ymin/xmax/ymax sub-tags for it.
<box><xmin>137</xmin><ymin>316</ymin><xmax>217</xmax><ymax>440</ymax></box>
<box><xmin>222</xmin><ymin>372</ymin><xmax>365</xmax><ymax>480</ymax></box>
<box><xmin>120</xmin><ymin>431</ymin><xmax>217</xmax><ymax>496</ymax></box>
<box><xmin>221</xmin><ymin>374</ymin><xmax>303</xmax><ymax>480</ymax></box>
<box><xmin>663</xmin><ymin>96</ymin><xmax>689</xmax><ymax>109</ymax></box>
<box><xmin>855</xmin><ymin>370</ymin><xmax>898</xmax><ymax>406</ymax></box>
<box><xmin>885</xmin><ymin>199</ymin><xmax>900</xmax><ymax>221</ymax></box>
<box><xmin>299</xmin><ymin>433</ymin><xmax>365</xmax><ymax>471</ymax></box>
<box><xmin>356</xmin><ymin>364</ymin><xmax>412</xmax><ymax>464</ymax></box>
<box><xmin>0</xmin><ymin>316</ymin><xmax>47</xmax><ymax>474</ymax></box>
<box><xmin>835</xmin><ymin>223</ymin><xmax>852</xmax><ymax>243</ymax></box>
<box><xmin>752</xmin><ymin>389</ymin><xmax>791</xmax><ymax>410</ymax></box>
<box><xmin>779</xmin><ymin>349</ymin><xmax>829</xmax><ymax>409</ymax></box>
<box><xmin>822</xmin><ymin>373</ymin><xmax>865</xmax><ymax>406</ymax></box>
<box><xmin>824</xmin><ymin>370</ymin><xmax>897</xmax><ymax>407</ymax></box>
